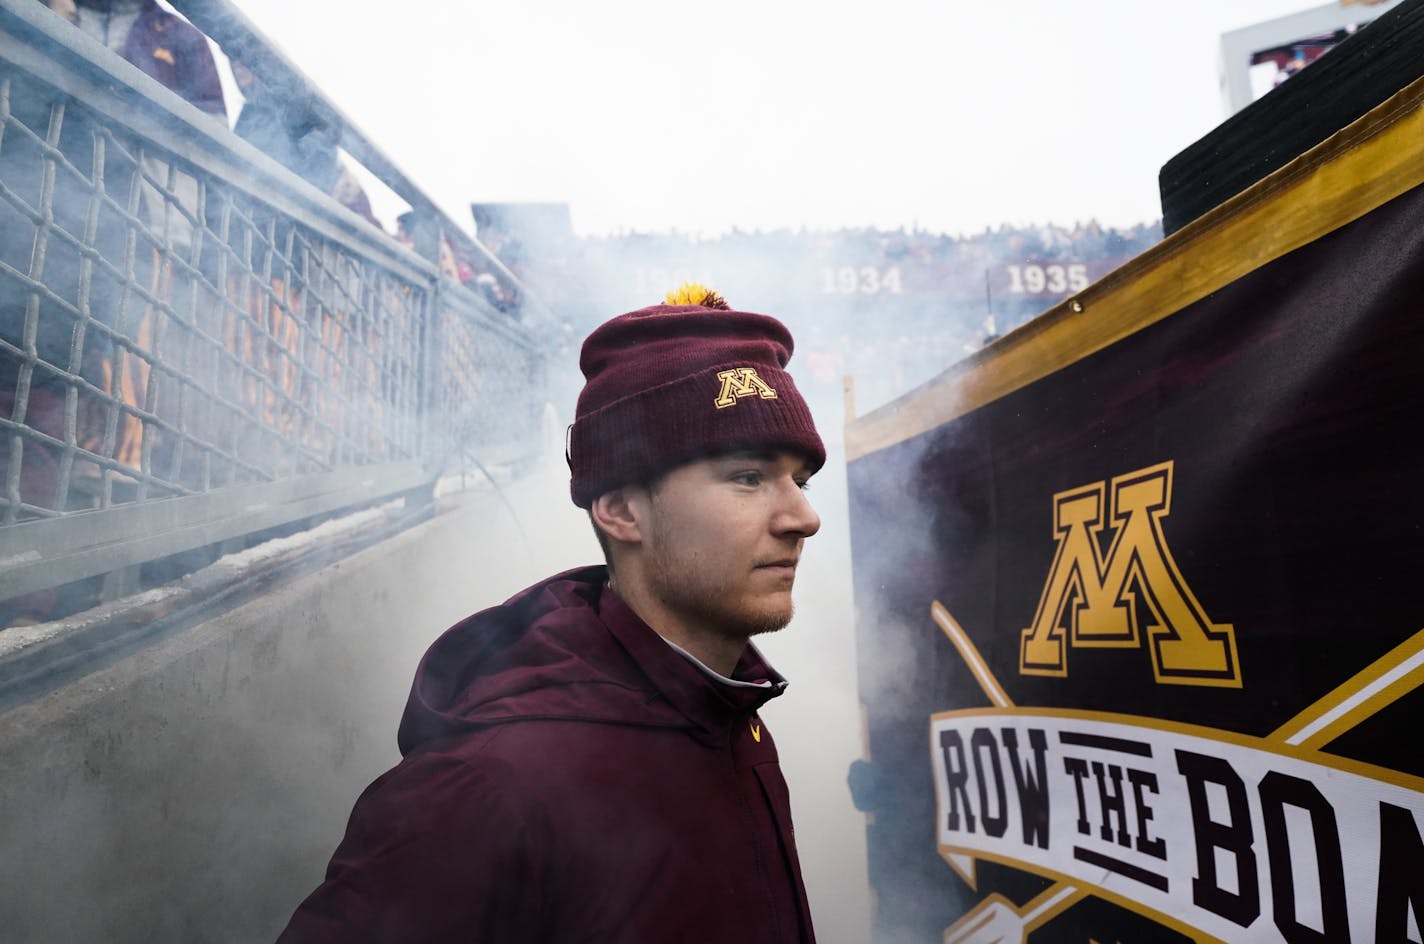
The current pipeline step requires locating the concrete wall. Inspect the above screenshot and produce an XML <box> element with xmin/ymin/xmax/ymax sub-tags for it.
<box><xmin>0</xmin><ymin>451</ymin><xmax>872</xmax><ymax>944</ymax></box>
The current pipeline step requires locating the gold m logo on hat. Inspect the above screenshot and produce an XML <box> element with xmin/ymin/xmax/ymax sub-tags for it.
<box><xmin>714</xmin><ymin>368</ymin><xmax>777</xmax><ymax>409</ymax></box>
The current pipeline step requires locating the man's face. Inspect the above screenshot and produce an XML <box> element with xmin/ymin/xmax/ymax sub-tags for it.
<box><xmin>639</xmin><ymin>449</ymin><xmax>821</xmax><ymax>642</ymax></box>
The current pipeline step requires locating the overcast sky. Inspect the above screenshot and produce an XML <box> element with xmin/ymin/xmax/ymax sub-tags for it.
<box><xmin>233</xmin><ymin>0</ymin><xmax>1346</xmax><ymax>237</ymax></box>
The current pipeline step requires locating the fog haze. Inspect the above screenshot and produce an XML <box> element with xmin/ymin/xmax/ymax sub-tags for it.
<box><xmin>232</xmin><ymin>0</ymin><xmax>1318</xmax><ymax>237</ymax></box>
<box><xmin>58</xmin><ymin>1</ymin><xmax>1349</xmax><ymax>940</ymax></box>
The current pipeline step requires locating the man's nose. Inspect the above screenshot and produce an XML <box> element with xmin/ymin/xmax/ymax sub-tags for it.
<box><xmin>774</xmin><ymin>481</ymin><xmax>821</xmax><ymax>539</ymax></box>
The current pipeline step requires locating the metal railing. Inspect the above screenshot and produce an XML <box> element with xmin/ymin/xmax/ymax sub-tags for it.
<box><xmin>0</xmin><ymin>0</ymin><xmax>547</xmax><ymax>607</ymax></box>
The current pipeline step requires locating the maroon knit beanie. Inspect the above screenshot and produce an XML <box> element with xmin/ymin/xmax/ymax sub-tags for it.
<box><xmin>568</xmin><ymin>295</ymin><xmax>825</xmax><ymax>508</ymax></box>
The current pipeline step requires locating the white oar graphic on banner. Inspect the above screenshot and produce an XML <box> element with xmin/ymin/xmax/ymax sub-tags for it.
<box><xmin>931</xmin><ymin>601</ymin><xmax>1424</xmax><ymax>944</ymax></box>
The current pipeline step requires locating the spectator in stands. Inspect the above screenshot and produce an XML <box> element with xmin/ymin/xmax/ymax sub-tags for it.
<box><xmin>55</xmin><ymin>1</ymin><xmax>228</xmax><ymax>474</ymax></box>
<box><xmin>50</xmin><ymin>0</ymin><xmax>227</xmax><ymax>119</ymax></box>
<box><xmin>43</xmin><ymin>0</ymin><xmax>228</xmax><ymax>426</ymax></box>
<box><xmin>233</xmin><ymin>61</ymin><xmax>340</xmax><ymax>195</ymax></box>
<box><xmin>330</xmin><ymin>166</ymin><xmax>381</xmax><ymax>228</ymax></box>
<box><xmin>397</xmin><ymin>210</ymin><xmax>483</xmax><ymax>288</ymax></box>
<box><xmin>4</xmin><ymin>1</ymin><xmax>225</xmax><ymax>505</ymax></box>
<box><xmin>394</xmin><ymin>211</ymin><xmax>416</xmax><ymax>248</ymax></box>
<box><xmin>1276</xmin><ymin>49</ymin><xmax>1310</xmax><ymax>86</ymax></box>
<box><xmin>233</xmin><ymin>61</ymin><xmax>381</xmax><ymax>227</ymax></box>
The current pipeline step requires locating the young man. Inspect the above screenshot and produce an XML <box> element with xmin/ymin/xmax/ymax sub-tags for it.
<box><xmin>278</xmin><ymin>288</ymin><xmax>824</xmax><ymax>943</ymax></box>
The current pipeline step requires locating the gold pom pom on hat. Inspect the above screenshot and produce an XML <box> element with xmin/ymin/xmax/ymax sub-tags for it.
<box><xmin>664</xmin><ymin>281</ymin><xmax>731</xmax><ymax>310</ymax></box>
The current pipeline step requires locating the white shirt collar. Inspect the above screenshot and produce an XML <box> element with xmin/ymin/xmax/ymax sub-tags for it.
<box><xmin>661</xmin><ymin>637</ymin><xmax>776</xmax><ymax>690</ymax></box>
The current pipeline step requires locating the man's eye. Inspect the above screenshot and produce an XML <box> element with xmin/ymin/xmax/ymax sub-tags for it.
<box><xmin>731</xmin><ymin>471</ymin><xmax>762</xmax><ymax>486</ymax></box>
<box><xmin>796</xmin><ymin>479</ymin><xmax>811</xmax><ymax>492</ymax></box>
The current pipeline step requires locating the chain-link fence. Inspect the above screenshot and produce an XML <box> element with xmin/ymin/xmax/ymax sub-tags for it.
<box><xmin>0</xmin><ymin>0</ymin><xmax>546</xmax><ymax>610</ymax></box>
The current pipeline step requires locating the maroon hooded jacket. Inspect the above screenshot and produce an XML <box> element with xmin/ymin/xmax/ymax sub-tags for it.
<box><xmin>119</xmin><ymin>0</ymin><xmax>226</xmax><ymax>118</ymax></box>
<box><xmin>278</xmin><ymin>566</ymin><xmax>816</xmax><ymax>943</ymax></box>
<box><xmin>66</xmin><ymin>0</ymin><xmax>227</xmax><ymax>118</ymax></box>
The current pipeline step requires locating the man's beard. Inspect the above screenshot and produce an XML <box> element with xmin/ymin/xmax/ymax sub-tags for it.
<box><xmin>644</xmin><ymin>526</ymin><xmax>794</xmax><ymax>641</ymax></box>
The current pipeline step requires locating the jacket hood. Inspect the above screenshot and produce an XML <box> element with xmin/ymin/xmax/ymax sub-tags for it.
<box><xmin>397</xmin><ymin>566</ymin><xmax>789</xmax><ymax>754</ymax></box>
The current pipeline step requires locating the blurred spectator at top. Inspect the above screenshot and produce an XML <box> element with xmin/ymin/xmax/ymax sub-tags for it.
<box><xmin>394</xmin><ymin>211</ymin><xmax>415</xmax><ymax>248</ymax></box>
<box><xmin>233</xmin><ymin>61</ymin><xmax>380</xmax><ymax>226</ymax></box>
<box><xmin>46</xmin><ymin>0</ymin><xmax>226</xmax><ymax>120</ymax></box>
<box><xmin>330</xmin><ymin>165</ymin><xmax>381</xmax><ymax>228</ymax></box>
<box><xmin>399</xmin><ymin>210</ymin><xmax>520</xmax><ymax>314</ymax></box>
<box><xmin>1275</xmin><ymin>49</ymin><xmax>1311</xmax><ymax>86</ymax></box>
<box><xmin>397</xmin><ymin>210</ymin><xmax>467</xmax><ymax>281</ymax></box>
<box><xmin>233</xmin><ymin>60</ymin><xmax>340</xmax><ymax>193</ymax></box>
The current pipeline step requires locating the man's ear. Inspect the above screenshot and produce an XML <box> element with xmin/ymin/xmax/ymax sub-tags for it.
<box><xmin>590</xmin><ymin>485</ymin><xmax>645</xmax><ymax>546</ymax></box>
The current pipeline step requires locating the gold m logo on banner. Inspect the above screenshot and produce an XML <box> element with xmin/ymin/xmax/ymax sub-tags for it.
<box><xmin>1019</xmin><ymin>461</ymin><xmax>1242</xmax><ymax>687</ymax></box>
<box><xmin>714</xmin><ymin>367</ymin><xmax>777</xmax><ymax>409</ymax></box>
